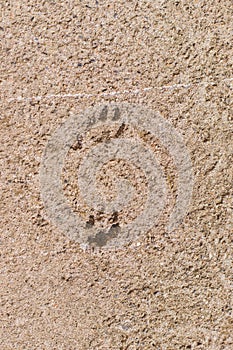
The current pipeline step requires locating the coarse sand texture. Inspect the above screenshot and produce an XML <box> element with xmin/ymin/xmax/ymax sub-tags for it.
<box><xmin>1</xmin><ymin>1</ymin><xmax>232</xmax><ymax>349</ymax></box>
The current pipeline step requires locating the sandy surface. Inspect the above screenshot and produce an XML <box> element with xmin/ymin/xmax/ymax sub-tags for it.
<box><xmin>1</xmin><ymin>1</ymin><xmax>233</xmax><ymax>349</ymax></box>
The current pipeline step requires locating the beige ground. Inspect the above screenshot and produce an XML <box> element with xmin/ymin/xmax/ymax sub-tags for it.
<box><xmin>0</xmin><ymin>1</ymin><xmax>233</xmax><ymax>349</ymax></box>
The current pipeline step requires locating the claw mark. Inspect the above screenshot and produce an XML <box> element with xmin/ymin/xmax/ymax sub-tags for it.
<box><xmin>86</xmin><ymin>215</ymin><xmax>95</xmax><ymax>228</ymax></box>
<box><xmin>115</xmin><ymin>123</ymin><xmax>126</xmax><ymax>137</ymax></box>
<box><xmin>71</xmin><ymin>134</ymin><xmax>83</xmax><ymax>150</ymax></box>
